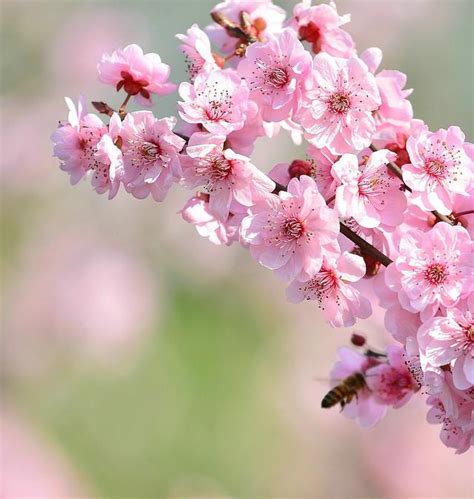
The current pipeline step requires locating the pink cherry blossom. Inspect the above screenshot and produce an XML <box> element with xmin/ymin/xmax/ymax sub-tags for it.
<box><xmin>299</xmin><ymin>52</ymin><xmax>381</xmax><ymax>154</ymax></box>
<box><xmin>328</xmin><ymin>347</ymin><xmax>387</xmax><ymax>428</ymax></box>
<box><xmin>290</xmin><ymin>1</ymin><xmax>355</xmax><ymax>57</ymax></box>
<box><xmin>205</xmin><ymin>0</ymin><xmax>286</xmax><ymax>55</ymax></box>
<box><xmin>418</xmin><ymin>296</ymin><xmax>474</xmax><ymax>390</ymax></box>
<box><xmin>385</xmin><ymin>223</ymin><xmax>474</xmax><ymax>321</ymax></box>
<box><xmin>176</xmin><ymin>24</ymin><xmax>220</xmax><ymax>81</ymax></box>
<box><xmin>404</xmin><ymin>125</ymin><xmax>473</xmax><ymax>215</ymax></box>
<box><xmin>178</xmin><ymin>68</ymin><xmax>250</xmax><ymax>135</ymax></box>
<box><xmin>360</xmin><ymin>48</ymin><xmax>413</xmax><ymax>134</ymax></box>
<box><xmin>427</xmin><ymin>395</ymin><xmax>473</xmax><ymax>454</ymax></box>
<box><xmin>241</xmin><ymin>175</ymin><xmax>340</xmax><ymax>281</ymax></box>
<box><xmin>286</xmin><ymin>251</ymin><xmax>371</xmax><ymax>327</ymax></box>
<box><xmin>180</xmin><ymin>194</ymin><xmax>243</xmax><ymax>246</ymax></box>
<box><xmin>97</xmin><ymin>44</ymin><xmax>176</xmax><ymax>106</ymax></box>
<box><xmin>51</xmin><ymin>96</ymin><xmax>107</xmax><ymax>185</ymax></box>
<box><xmin>332</xmin><ymin>149</ymin><xmax>407</xmax><ymax>228</ymax></box>
<box><xmin>425</xmin><ymin>373</ymin><xmax>474</xmax><ymax>455</ymax></box>
<box><xmin>365</xmin><ymin>344</ymin><xmax>418</xmax><ymax>408</ymax></box>
<box><xmin>237</xmin><ymin>29</ymin><xmax>312</xmax><ymax>122</ymax></box>
<box><xmin>180</xmin><ymin>132</ymin><xmax>275</xmax><ymax>220</ymax></box>
<box><xmin>120</xmin><ymin>111</ymin><xmax>185</xmax><ymax>201</ymax></box>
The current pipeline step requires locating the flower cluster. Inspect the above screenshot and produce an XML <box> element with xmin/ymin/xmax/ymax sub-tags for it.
<box><xmin>51</xmin><ymin>0</ymin><xmax>473</xmax><ymax>454</ymax></box>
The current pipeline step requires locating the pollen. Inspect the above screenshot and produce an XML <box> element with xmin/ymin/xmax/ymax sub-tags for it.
<box><xmin>424</xmin><ymin>263</ymin><xmax>448</xmax><ymax>285</ymax></box>
<box><xmin>327</xmin><ymin>92</ymin><xmax>351</xmax><ymax>114</ymax></box>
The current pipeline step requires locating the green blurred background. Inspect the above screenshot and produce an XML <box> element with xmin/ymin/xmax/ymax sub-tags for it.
<box><xmin>1</xmin><ymin>1</ymin><xmax>473</xmax><ymax>497</ymax></box>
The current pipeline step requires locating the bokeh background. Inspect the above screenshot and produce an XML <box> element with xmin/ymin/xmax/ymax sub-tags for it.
<box><xmin>1</xmin><ymin>0</ymin><xmax>473</xmax><ymax>497</ymax></box>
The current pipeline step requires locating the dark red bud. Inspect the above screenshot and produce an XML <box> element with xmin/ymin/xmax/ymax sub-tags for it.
<box><xmin>351</xmin><ymin>333</ymin><xmax>367</xmax><ymax>347</ymax></box>
<box><xmin>288</xmin><ymin>159</ymin><xmax>312</xmax><ymax>179</ymax></box>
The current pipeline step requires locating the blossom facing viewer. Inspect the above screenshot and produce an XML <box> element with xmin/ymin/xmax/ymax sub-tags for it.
<box><xmin>178</xmin><ymin>68</ymin><xmax>250</xmax><ymax>135</ymax></box>
<box><xmin>237</xmin><ymin>29</ymin><xmax>313</xmax><ymax>122</ymax></box>
<box><xmin>180</xmin><ymin>132</ymin><xmax>275</xmax><ymax>220</ymax></box>
<box><xmin>241</xmin><ymin>175</ymin><xmax>340</xmax><ymax>281</ymax></box>
<box><xmin>403</xmin><ymin>125</ymin><xmax>473</xmax><ymax>215</ymax></box>
<box><xmin>332</xmin><ymin>149</ymin><xmax>406</xmax><ymax>228</ymax></box>
<box><xmin>299</xmin><ymin>53</ymin><xmax>381</xmax><ymax>154</ymax></box>
<box><xmin>120</xmin><ymin>111</ymin><xmax>185</xmax><ymax>201</ymax></box>
<box><xmin>418</xmin><ymin>295</ymin><xmax>474</xmax><ymax>390</ymax></box>
<box><xmin>385</xmin><ymin>223</ymin><xmax>474</xmax><ymax>321</ymax></box>
<box><xmin>286</xmin><ymin>251</ymin><xmax>371</xmax><ymax>327</ymax></box>
<box><xmin>97</xmin><ymin>44</ymin><xmax>176</xmax><ymax>106</ymax></box>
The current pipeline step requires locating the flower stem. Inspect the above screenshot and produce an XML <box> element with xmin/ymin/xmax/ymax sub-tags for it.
<box><xmin>119</xmin><ymin>93</ymin><xmax>132</xmax><ymax>118</ymax></box>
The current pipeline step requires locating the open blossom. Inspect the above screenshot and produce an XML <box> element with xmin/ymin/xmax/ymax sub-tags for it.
<box><xmin>427</xmin><ymin>395</ymin><xmax>473</xmax><ymax>454</ymax></box>
<box><xmin>385</xmin><ymin>223</ymin><xmax>474</xmax><ymax>321</ymax></box>
<box><xmin>205</xmin><ymin>0</ymin><xmax>286</xmax><ymax>55</ymax></box>
<box><xmin>425</xmin><ymin>372</ymin><xmax>474</xmax><ymax>454</ymax></box>
<box><xmin>92</xmin><ymin>114</ymin><xmax>123</xmax><ymax>199</ymax></box>
<box><xmin>180</xmin><ymin>132</ymin><xmax>275</xmax><ymax>220</ymax></box>
<box><xmin>290</xmin><ymin>1</ymin><xmax>355</xmax><ymax>57</ymax></box>
<box><xmin>237</xmin><ymin>29</ymin><xmax>312</xmax><ymax>122</ymax></box>
<box><xmin>360</xmin><ymin>48</ymin><xmax>413</xmax><ymax>134</ymax></box>
<box><xmin>403</xmin><ymin>125</ymin><xmax>473</xmax><ymax>215</ymax></box>
<box><xmin>332</xmin><ymin>149</ymin><xmax>407</xmax><ymax>228</ymax></box>
<box><xmin>418</xmin><ymin>296</ymin><xmax>474</xmax><ymax>390</ymax></box>
<box><xmin>178</xmin><ymin>68</ymin><xmax>249</xmax><ymax>135</ymax></box>
<box><xmin>120</xmin><ymin>111</ymin><xmax>185</xmax><ymax>201</ymax></box>
<box><xmin>241</xmin><ymin>175</ymin><xmax>340</xmax><ymax>281</ymax></box>
<box><xmin>365</xmin><ymin>345</ymin><xmax>418</xmax><ymax>408</ymax></box>
<box><xmin>180</xmin><ymin>194</ymin><xmax>243</xmax><ymax>246</ymax></box>
<box><xmin>287</xmin><ymin>252</ymin><xmax>371</xmax><ymax>327</ymax></box>
<box><xmin>299</xmin><ymin>53</ymin><xmax>381</xmax><ymax>154</ymax></box>
<box><xmin>51</xmin><ymin>96</ymin><xmax>107</xmax><ymax>185</ymax></box>
<box><xmin>176</xmin><ymin>24</ymin><xmax>220</xmax><ymax>81</ymax></box>
<box><xmin>97</xmin><ymin>44</ymin><xmax>176</xmax><ymax>106</ymax></box>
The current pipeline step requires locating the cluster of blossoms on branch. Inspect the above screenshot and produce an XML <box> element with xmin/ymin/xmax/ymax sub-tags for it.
<box><xmin>51</xmin><ymin>0</ymin><xmax>473</xmax><ymax>453</ymax></box>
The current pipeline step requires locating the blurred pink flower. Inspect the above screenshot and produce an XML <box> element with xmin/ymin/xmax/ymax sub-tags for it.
<box><xmin>1</xmin><ymin>410</ymin><xmax>90</xmax><ymax>497</ymax></box>
<box><xmin>4</xmin><ymin>231</ymin><xmax>158</xmax><ymax>374</ymax></box>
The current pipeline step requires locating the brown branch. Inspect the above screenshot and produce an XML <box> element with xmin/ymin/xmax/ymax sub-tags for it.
<box><xmin>339</xmin><ymin>223</ymin><xmax>392</xmax><ymax>267</ymax></box>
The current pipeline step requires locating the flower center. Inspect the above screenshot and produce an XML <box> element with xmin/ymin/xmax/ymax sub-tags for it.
<box><xmin>465</xmin><ymin>324</ymin><xmax>474</xmax><ymax>342</ymax></box>
<box><xmin>424</xmin><ymin>159</ymin><xmax>446</xmax><ymax>178</ymax></box>
<box><xmin>195</xmin><ymin>153</ymin><xmax>232</xmax><ymax>187</ymax></box>
<box><xmin>267</xmin><ymin>67</ymin><xmax>289</xmax><ymax>89</ymax></box>
<box><xmin>328</xmin><ymin>92</ymin><xmax>351</xmax><ymax>114</ymax></box>
<box><xmin>283</xmin><ymin>218</ymin><xmax>304</xmax><ymax>239</ymax></box>
<box><xmin>141</xmin><ymin>141</ymin><xmax>161</xmax><ymax>159</ymax></box>
<box><xmin>424</xmin><ymin>263</ymin><xmax>447</xmax><ymax>285</ymax></box>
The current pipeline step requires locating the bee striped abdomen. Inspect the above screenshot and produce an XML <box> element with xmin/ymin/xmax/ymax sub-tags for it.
<box><xmin>321</xmin><ymin>373</ymin><xmax>366</xmax><ymax>409</ymax></box>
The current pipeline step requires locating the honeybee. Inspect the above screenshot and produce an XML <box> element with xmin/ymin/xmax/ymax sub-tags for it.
<box><xmin>321</xmin><ymin>372</ymin><xmax>367</xmax><ymax>409</ymax></box>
